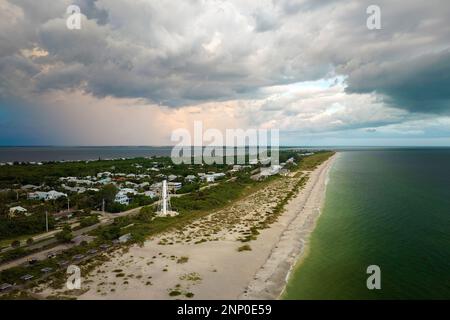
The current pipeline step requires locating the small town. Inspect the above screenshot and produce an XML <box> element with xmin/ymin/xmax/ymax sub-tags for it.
<box><xmin>0</xmin><ymin>150</ymin><xmax>310</xmax><ymax>297</ymax></box>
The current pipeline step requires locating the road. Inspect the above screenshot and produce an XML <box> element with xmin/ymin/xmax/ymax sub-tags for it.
<box><xmin>0</xmin><ymin>206</ymin><xmax>145</xmax><ymax>271</ymax></box>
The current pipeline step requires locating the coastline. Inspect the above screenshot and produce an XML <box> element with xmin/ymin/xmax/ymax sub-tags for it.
<box><xmin>241</xmin><ymin>154</ymin><xmax>337</xmax><ymax>299</ymax></box>
<box><xmin>35</xmin><ymin>153</ymin><xmax>337</xmax><ymax>300</ymax></box>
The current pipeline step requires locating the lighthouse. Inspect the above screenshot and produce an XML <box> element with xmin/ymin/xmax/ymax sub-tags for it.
<box><xmin>157</xmin><ymin>180</ymin><xmax>178</xmax><ymax>217</ymax></box>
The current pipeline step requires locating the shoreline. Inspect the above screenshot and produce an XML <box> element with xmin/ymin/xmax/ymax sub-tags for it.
<box><xmin>240</xmin><ymin>154</ymin><xmax>337</xmax><ymax>299</ymax></box>
<box><xmin>35</xmin><ymin>153</ymin><xmax>337</xmax><ymax>300</ymax></box>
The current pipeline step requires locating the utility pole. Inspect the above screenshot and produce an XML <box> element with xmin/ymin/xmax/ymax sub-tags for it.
<box><xmin>45</xmin><ymin>211</ymin><xmax>49</xmax><ymax>233</ymax></box>
<box><xmin>67</xmin><ymin>197</ymin><xmax>70</xmax><ymax>212</ymax></box>
<box><xmin>102</xmin><ymin>198</ymin><xmax>105</xmax><ymax>213</ymax></box>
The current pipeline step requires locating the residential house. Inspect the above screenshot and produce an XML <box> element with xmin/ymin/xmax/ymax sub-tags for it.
<box><xmin>201</xmin><ymin>175</ymin><xmax>216</xmax><ymax>183</ymax></box>
<box><xmin>120</xmin><ymin>188</ymin><xmax>138</xmax><ymax>195</ymax></box>
<box><xmin>46</xmin><ymin>190</ymin><xmax>67</xmax><ymax>200</ymax></box>
<box><xmin>62</xmin><ymin>185</ymin><xmax>86</xmax><ymax>194</ymax></box>
<box><xmin>114</xmin><ymin>193</ymin><xmax>130</xmax><ymax>205</ymax></box>
<box><xmin>168</xmin><ymin>174</ymin><xmax>178</xmax><ymax>181</ymax></box>
<box><xmin>143</xmin><ymin>191</ymin><xmax>156</xmax><ymax>198</ymax></box>
<box><xmin>185</xmin><ymin>175</ymin><xmax>196</xmax><ymax>182</ymax></box>
<box><xmin>168</xmin><ymin>182</ymin><xmax>182</xmax><ymax>191</ymax></box>
<box><xmin>97</xmin><ymin>172</ymin><xmax>112</xmax><ymax>178</ymax></box>
<box><xmin>27</xmin><ymin>191</ymin><xmax>49</xmax><ymax>200</ymax></box>
<box><xmin>98</xmin><ymin>177</ymin><xmax>112</xmax><ymax>185</ymax></box>
<box><xmin>9</xmin><ymin>206</ymin><xmax>29</xmax><ymax>217</ymax></box>
<box><xmin>21</xmin><ymin>184</ymin><xmax>40</xmax><ymax>190</ymax></box>
<box><xmin>139</xmin><ymin>182</ymin><xmax>150</xmax><ymax>188</ymax></box>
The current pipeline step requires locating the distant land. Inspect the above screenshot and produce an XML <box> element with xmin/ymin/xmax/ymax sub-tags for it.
<box><xmin>1</xmin><ymin>146</ymin><xmax>449</xmax><ymax>163</ymax></box>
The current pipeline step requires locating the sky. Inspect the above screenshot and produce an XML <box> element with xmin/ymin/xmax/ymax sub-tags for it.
<box><xmin>1</xmin><ymin>0</ymin><xmax>450</xmax><ymax>146</ymax></box>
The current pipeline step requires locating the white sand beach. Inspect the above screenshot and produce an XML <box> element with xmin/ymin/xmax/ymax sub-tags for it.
<box><xmin>38</xmin><ymin>154</ymin><xmax>337</xmax><ymax>300</ymax></box>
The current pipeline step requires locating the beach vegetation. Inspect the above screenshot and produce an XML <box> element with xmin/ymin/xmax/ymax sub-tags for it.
<box><xmin>237</xmin><ymin>245</ymin><xmax>252</xmax><ymax>252</ymax></box>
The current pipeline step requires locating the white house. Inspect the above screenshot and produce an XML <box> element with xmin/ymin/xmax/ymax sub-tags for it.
<box><xmin>46</xmin><ymin>190</ymin><xmax>67</xmax><ymax>200</ymax></box>
<box><xmin>168</xmin><ymin>182</ymin><xmax>182</xmax><ymax>191</ymax></box>
<box><xmin>97</xmin><ymin>171</ymin><xmax>112</xmax><ymax>178</ymax></box>
<box><xmin>260</xmin><ymin>165</ymin><xmax>282</xmax><ymax>177</ymax></box>
<box><xmin>139</xmin><ymin>182</ymin><xmax>150</xmax><ymax>188</ymax></box>
<box><xmin>62</xmin><ymin>185</ymin><xmax>86</xmax><ymax>194</ymax></box>
<box><xmin>114</xmin><ymin>173</ymin><xmax>126</xmax><ymax>177</ymax></box>
<box><xmin>28</xmin><ymin>191</ymin><xmax>49</xmax><ymax>200</ymax></box>
<box><xmin>120</xmin><ymin>188</ymin><xmax>138</xmax><ymax>195</ymax></box>
<box><xmin>9</xmin><ymin>206</ymin><xmax>29</xmax><ymax>217</ymax></box>
<box><xmin>114</xmin><ymin>193</ymin><xmax>130</xmax><ymax>205</ymax></box>
<box><xmin>201</xmin><ymin>175</ymin><xmax>216</xmax><ymax>183</ymax></box>
<box><xmin>213</xmin><ymin>172</ymin><xmax>226</xmax><ymax>179</ymax></box>
<box><xmin>21</xmin><ymin>184</ymin><xmax>40</xmax><ymax>190</ymax></box>
<box><xmin>185</xmin><ymin>175</ymin><xmax>196</xmax><ymax>182</ymax></box>
<box><xmin>143</xmin><ymin>191</ymin><xmax>156</xmax><ymax>198</ymax></box>
<box><xmin>150</xmin><ymin>182</ymin><xmax>162</xmax><ymax>190</ymax></box>
<box><xmin>168</xmin><ymin>174</ymin><xmax>178</xmax><ymax>181</ymax></box>
<box><xmin>98</xmin><ymin>177</ymin><xmax>112</xmax><ymax>185</ymax></box>
<box><xmin>125</xmin><ymin>181</ymin><xmax>138</xmax><ymax>188</ymax></box>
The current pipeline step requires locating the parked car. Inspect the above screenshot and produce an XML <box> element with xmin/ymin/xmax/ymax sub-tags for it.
<box><xmin>20</xmin><ymin>274</ymin><xmax>34</xmax><ymax>281</ymax></box>
<box><xmin>99</xmin><ymin>244</ymin><xmax>111</xmax><ymax>250</ymax></box>
<box><xmin>58</xmin><ymin>260</ymin><xmax>69</xmax><ymax>267</ymax></box>
<box><xmin>0</xmin><ymin>283</ymin><xmax>12</xmax><ymax>291</ymax></box>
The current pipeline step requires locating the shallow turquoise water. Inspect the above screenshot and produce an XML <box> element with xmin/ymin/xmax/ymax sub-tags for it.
<box><xmin>283</xmin><ymin>149</ymin><xmax>450</xmax><ymax>299</ymax></box>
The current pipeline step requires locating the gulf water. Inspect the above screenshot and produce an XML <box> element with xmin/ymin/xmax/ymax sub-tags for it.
<box><xmin>284</xmin><ymin>149</ymin><xmax>450</xmax><ymax>299</ymax></box>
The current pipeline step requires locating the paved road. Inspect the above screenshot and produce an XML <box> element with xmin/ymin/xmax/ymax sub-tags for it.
<box><xmin>0</xmin><ymin>209</ymin><xmax>141</xmax><ymax>271</ymax></box>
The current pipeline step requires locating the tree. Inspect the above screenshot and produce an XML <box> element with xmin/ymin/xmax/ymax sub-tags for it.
<box><xmin>56</xmin><ymin>225</ymin><xmax>73</xmax><ymax>243</ymax></box>
<box><xmin>97</xmin><ymin>184</ymin><xmax>118</xmax><ymax>207</ymax></box>
<box><xmin>80</xmin><ymin>215</ymin><xmax>99</xmax><ymax>228</ymax></box>
<box><xmin>11</xmin><ymin>240</ymin><xmax>20</xmax><ymax>248</ymax></box>
<box><xmin>26</xmin><ymin>238</ymin><xmax>34</xmax><ymax>245</ymax></box>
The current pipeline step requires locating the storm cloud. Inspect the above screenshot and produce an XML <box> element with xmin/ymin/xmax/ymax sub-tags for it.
<box><xmin>0</xmin><ymin>0</ymin><xmax>450</xmax><ymax>145</ymax></box>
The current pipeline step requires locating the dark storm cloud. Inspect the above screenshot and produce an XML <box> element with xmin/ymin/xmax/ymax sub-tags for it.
<box><xmin>75</xmin><ymin>0</ymin><xmax>109</xmax><ymax>25</ymax></box>
<box><xmin>1</xmin><ymin>0</ymin><xmax>450</xmax><ymax>113</ymax></box>
<box><xmin>346</xmin><ymin>50</ymin><xmax>450</xmax><ymax>114</ymax></box>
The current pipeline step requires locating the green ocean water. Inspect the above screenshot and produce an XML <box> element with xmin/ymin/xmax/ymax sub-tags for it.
<box><xmin>283</xmin><ymin>149</ymin><xmax>450</xmax><ymax>299</ymax></box>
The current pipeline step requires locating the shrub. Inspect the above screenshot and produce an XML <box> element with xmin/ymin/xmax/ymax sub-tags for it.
<box><xmin>11</xmin><ymin>240</ymin><xmax>20</xmax><ymax>248</ymax></box>
<box><xmin>176</xmin><ymin>256</ymin><xmax>189</xmax><ymax>264</ymax></box>
<box><xmin>237</xmin><ymin>245</ymin><xmax>252</xmax><ymax>252</ymax></box>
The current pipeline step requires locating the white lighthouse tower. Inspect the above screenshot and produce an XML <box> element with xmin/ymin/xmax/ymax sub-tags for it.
<box><xmin>157</xmin><ymin>180</ymin><xmax>178</xmax><ymax>217</ymax></box>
